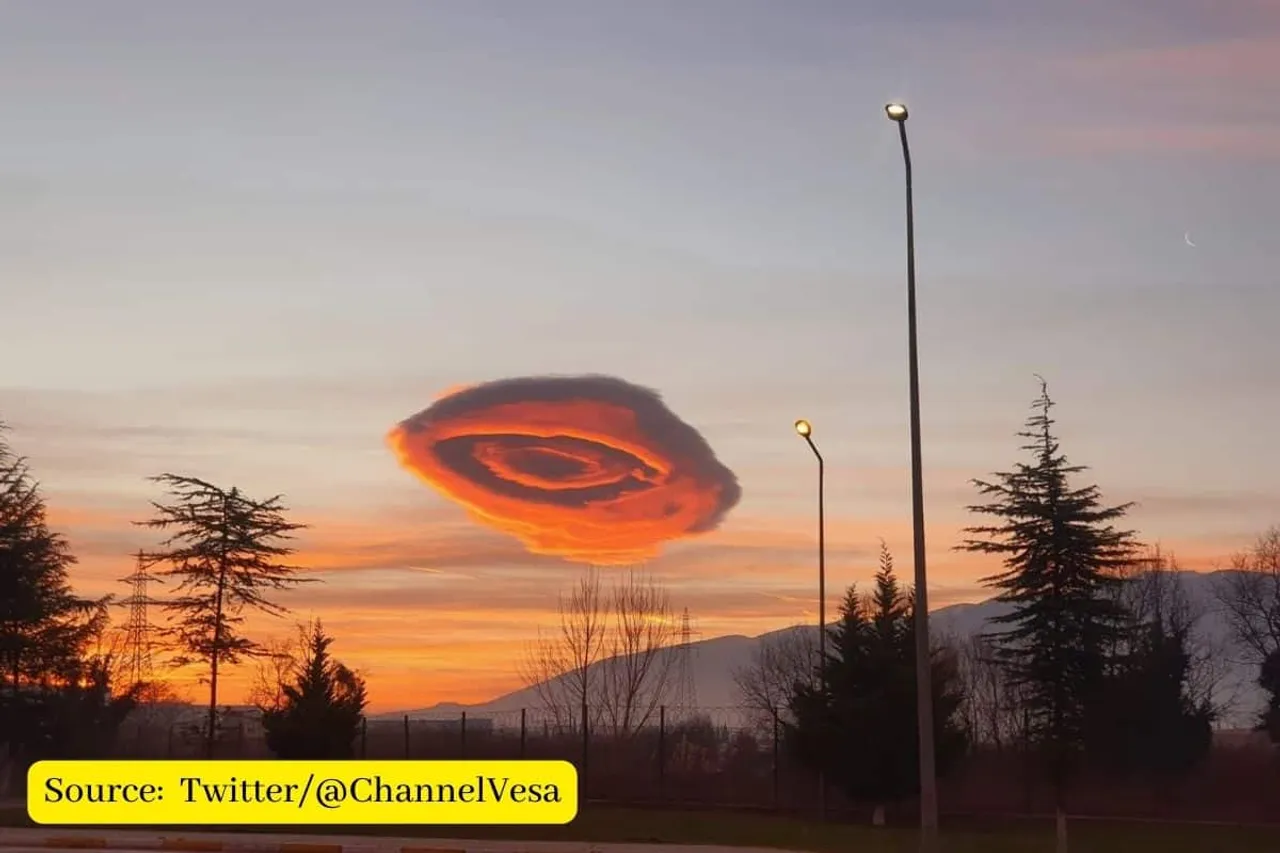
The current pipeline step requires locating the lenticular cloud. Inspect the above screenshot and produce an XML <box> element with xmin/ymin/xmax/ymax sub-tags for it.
<box><xmin>387</xmin><ymin>375</ymin><xmax>742</xmax><ymax>564</ymax></box>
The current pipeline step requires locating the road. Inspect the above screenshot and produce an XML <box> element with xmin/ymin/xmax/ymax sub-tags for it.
<box><xmin>0</xmin><ymin>828</ymin><xmax>800</xmax><ymax>853</ymax></box>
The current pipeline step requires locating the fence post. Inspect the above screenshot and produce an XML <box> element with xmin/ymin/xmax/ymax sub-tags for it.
<box><xmin>772</xmin><ymin>709</ymin><xmax>780</xmax><ymax>809</ymax></box>
<box><xmin>658</xmin><ymin>705</ymin><xmax>667</xmax><ymax>797</ymax></box>
<box><xmin>580</xmin><ymin>701</ymin><xmax>589</xmax><ymax>798</ymax></box>
<box><xmin>403</xmin><ymin>714</ymin><xmax>410</xmax><ymax>758</ymax></box>
<box><xmin>360</xmin><ymin>716</ymin><xmax>368</xmax><ymax>758</ymax></box>
<box><xmin>520</xmin><ymin>708</ymin><xmax>527</xmax><ymax>759</ymax></box>
<box><xmin>1022</xmin><ymin>706</ymin><xmax>1033</xmax><ymax>814</ymax></box>
<box><xmin>460</xmin><ymin>711</ymin><xmax>467</xmax><ymax>756</ymax></box>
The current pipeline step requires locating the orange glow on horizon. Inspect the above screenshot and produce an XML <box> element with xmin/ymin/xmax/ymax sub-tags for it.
<box><xmin>42</xmin><ymin>492</ymin><xmax>1252</xmax><ymax>714</ymax></box>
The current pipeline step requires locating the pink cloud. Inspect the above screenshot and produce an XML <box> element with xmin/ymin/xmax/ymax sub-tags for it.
<box><xmin>1021</xmin><ymin>33</ymin><xmax>1280</xmax><ymax>157</ymax></box>
<box><xmin>1035</xmin><ymin>123</ymin><xmax>1280</xmax><ymax>158</ymax></box>
<box><xmin>1066</xmin><ymin>36</ymin><xmax>1280</xmax><ymax>86</ymax></box>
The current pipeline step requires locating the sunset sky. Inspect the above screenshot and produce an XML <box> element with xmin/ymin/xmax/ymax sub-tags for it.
<box><xmin>2</xmin><ymin>1</ymin><xmax>1278</xmax><ymax>713</ymax></box>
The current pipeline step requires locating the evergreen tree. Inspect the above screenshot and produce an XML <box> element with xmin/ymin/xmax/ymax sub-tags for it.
<box><xmin>27</xmin><ymin>653</ymin><xmax>140</xmax><ymax>761</ymax></box>
<box><xmin>259</xmin><ymin>621</ymin><xmax>366</xmax><ymax>759</ymax></box>
<box><xmin>958</xmin><ymin>380</ymin><xmax>1138</xmax><ymax>837</ymax></box>
<box><xmin>1088</xmin><ymin>551</ymin><xmax>1213</xmax><ymax>777</ymax></box>
<box><xmin>786</xmin><ymin>552</ymin><xmax>968</xmax><ymax>815</ymax></box>
<box><xmin>136</xmin><ymin>474</ymin><xmax>313</xmax><ymax>758</ymax></box>
<box><xmin>1087</xmin><ymin>619</ymin><xmax>1213</xmax><ymax>778</ymax></box>
<box><xmin>871</xmin><ymin>540</ymin><xmax>907</xmax><ymax>648</ymax></box>
<box><xmin>785</xmin><ymin>585</ymin><xmax>872</xmax><ymax>798</ymax></box>
<box><xmin>0</xmin><ymin>423</ymin><xmax>106</xmax><ymax>691</ymax></box>
<box><xmin>0</xmin><ymin>423</ymin><xmax>131</xmax><ymax>792</ymax></box>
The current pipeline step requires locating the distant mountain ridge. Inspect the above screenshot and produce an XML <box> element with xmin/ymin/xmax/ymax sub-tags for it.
<box><xmin>377</xmin><ymin>570</ymin><xmax>1265</xmax><ymax>730</ymax></box>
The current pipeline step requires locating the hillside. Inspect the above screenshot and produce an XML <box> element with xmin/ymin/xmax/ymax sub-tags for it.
<box><xmin>379</xmin><ymin>570</ymin><xmax>1265</xmax><ymax>729</ymax></box>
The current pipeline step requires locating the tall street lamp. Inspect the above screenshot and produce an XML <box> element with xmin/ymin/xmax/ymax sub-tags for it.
<box><xmin>885</xmin><ymin>101</ymin><xmax>939</xmax><ymax>851</ymax></box>
<box><xmin>793</xmin><ymin>419</ymin><xmax>825</xmax><ymax>679</ymax></box>
<box><xmin>794</xmin><ymin>418</ymin><xmax>826</xmax><ymax>820</ymax></box>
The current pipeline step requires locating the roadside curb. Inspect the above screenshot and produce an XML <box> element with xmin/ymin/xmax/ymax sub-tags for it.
<box><xmin>0</xmin><ymin>836</ymin><xmax>466</xmax><ymax>853</ymax></box>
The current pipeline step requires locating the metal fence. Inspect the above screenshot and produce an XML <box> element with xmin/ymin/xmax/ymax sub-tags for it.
<box><xmin>110</xmin><ymin>704</ymin><xmax>1280</xmax><ymax>825</ymax></box>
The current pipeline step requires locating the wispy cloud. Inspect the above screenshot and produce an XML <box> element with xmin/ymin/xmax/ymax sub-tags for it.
<box><xmin>1034</xmin><ymin>124</ymin><xmax>1274</xmax><ymax>161</ymax></box>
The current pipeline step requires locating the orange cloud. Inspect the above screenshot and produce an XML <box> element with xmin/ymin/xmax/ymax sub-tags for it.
<box><xmin>387</xmin><ymin>375</ymin><xmax>741</xmax><ymax>564</ymax></box>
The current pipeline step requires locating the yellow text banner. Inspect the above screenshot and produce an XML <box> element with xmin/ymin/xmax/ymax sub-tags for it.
<box><xmin>28</xmin><ymin>760</ymin><xmax>577</xmax><ymax>825</ymax></box>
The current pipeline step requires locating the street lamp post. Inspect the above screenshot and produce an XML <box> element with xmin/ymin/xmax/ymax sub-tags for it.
<box><xmin>793</xmin><ymin>418</ymin><xmax>826</xmax><ymax>820</ymax></box>
<box><xmin>885</xmin><ymin>101</ymin><xmax>939</xmax><ymax>852</ymax></box>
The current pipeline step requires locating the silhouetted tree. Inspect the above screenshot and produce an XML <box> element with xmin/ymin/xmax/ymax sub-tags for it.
<box><xmin>26</xmin><ymin>651</ymin><xmax>139</xmax><ymax>761</ymax></box>
<box><xmin>1087</xmin><ymin>548</ymin><xmax>1215</xmax><ymax>778</ymax></box>
<box><xmin>1213</xmin><ymin>526</ymin><xmax>1280</xmax><ymax>739</ymax></box>
<box><xmin>1113</xmin><ymin>548</ymin><xmax>1227</xmax><ymax>717</ymax></box>
<box><xmin>1259</xmin><ymin>649</ymin><xmax>1280</xmax><ymax>745</ymax></box>
<box><xmin>0</xmin><ymin>422</ymin><xmax>106</xmax><ymax>692</ymax></box>
<box><xmin>519</xmin><ymin>568</ymin><xmax>680</xmax><ymax>738</ymax></box>
<box><xmin>786</xmin><ymin>587</ymin><xmax>868</xmax><ymax>791</ymax></box>
<box><xmin>732</xmin><ymin>626</ymin><xmax>815</xmax><ymax>732</ymax></box>
<box><xmin>666</xmin><ymin>713</ymin><xmax>723</xmax><ymax>772</ymax></box>
<box><xmin>951</xmin><ymin>632</ymin><xmax>1025</xmax><ymax>750</ymax></box>
<box><xmin>786</xmin><ymin>548</ymin><xmax>968</xmax><ymax>819</ymax></box>
<box><xmin>136</xmin><ymin>474</ymin><xmax>312</xmax><ymax>758</ymax></box>
<box><xmin>258</xmin><ymin>620</ymin><xmax>367</xmax><ymax>759</ymax></box>
<box><xmin>600</xmin><ymin>569</ymin><xmax>681</xmax><ymax>736</ymax></box>
<box><xmin>1087</xmin><ymin>620</ymin><xmax>1213</xmax><ymax>780</ymax></box>
<box><xmin>0</xmin><ymin>422</ymin><xmax>125</xmax><ymax>793</ymax></box>
<box><xmin>870</xmin><ymin>540</ymin><xmax>907</xmax><ymax>646</ymax></box>
<box><xmin>520</xmin><ymin>570</ymin><xmax>607</xmax><ymax>736</ymax></box>
<box><xmin>958</xmin><ymin>380</ymin><xmax>1137</xmax><ymax>850</ymax></box>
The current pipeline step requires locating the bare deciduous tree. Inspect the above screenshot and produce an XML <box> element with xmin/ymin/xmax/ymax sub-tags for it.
<box><xmin>599</xmin><ymin>570</ymin><xmax>679</xmax><ymax>736</ymax></box>
<box><xmin>731</xmin><ymin>627</ymin><xmax>815</xmax><ymax>732</ymax></box>
<box><xmin>519</xmin><ymin>570</ymin><xmax>608</xmax><ymax>734</ymax></box>
<box><xmin>1214</xmin><ymin>526</ymin><xmax>1280</xmax><ymax>665</ymax></box>
<box><xmin>520</xmin><ymin>568</ymin><xmax>681</xmax><ymax>737</ymax></box>
<box><xmin>1119</xmin><ymin>546</ymin><xmax>1231</xmax><ymax>718</ymax></box>
<box><xmin>952</xmin><ymin>631</ymin><xmax>1022</xmax><ymax>750</ymax></box>
<box><xmin>247</xmin><ymin>622</ymin><xmax>314</xmax><ymax>713</ymax></box>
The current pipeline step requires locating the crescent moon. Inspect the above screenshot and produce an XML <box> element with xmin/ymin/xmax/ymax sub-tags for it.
<box><xmin>1184</xmin><ymin>232</ymin><xmax>1196</xmax><ymax>247</ymax></box>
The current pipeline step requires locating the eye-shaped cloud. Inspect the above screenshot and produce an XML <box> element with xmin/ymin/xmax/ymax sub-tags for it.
<box><xmin>387</xmin><ymin>375</ymin><xmax>742</xmax><ymax>564</ymax></box>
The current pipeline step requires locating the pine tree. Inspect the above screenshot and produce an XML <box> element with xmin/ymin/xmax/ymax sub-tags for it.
<box><xmin>1088</xmin><ymin>551</ymin><xmax>1214</xmax><ymax>778</ymax></box>
<box><xmin>32</xmin><ymin>653</ymin><xmax>140</xmax><ymax>760</ymax></box>
<box><xmin>0</xmin><ymin>422</ymin><xmax>128</xmax><ymax>792</ymax></box>
<box><xmin>786</xmin><ymin>553</ymin><xmax>968</xmax><ymax>814</ymax></box>
<box><xmin>0</xmin><ymin>423</ymin><xmax>106</xmax><ymax>692</ymax></box>
<box><xmin>825</xmin><ymin>584</ymin><xmax>874</xmax><ymax>700</ymax></box>
<box><xmin>785</xmin><ymin>584</ymin><xmax>870</xmax><ymax>795</ymax></box>
<box><xmin>871</xmin><ymin>540</ymin><xmax>907</xmax><ymax>648</ymax></box>
<box><xmin>958</xmin><ymin>379</ymin><xmax>1138</xmax><ymax>837</ymax></box>
<box><xmin>1087</xmin><ymin>618</ymin><xmax>1213</xmax><ymax>778</ymax></box>
<box><xmin>259</xmin><ymin>621</ymin><xmax>367</xmax><ymax>759</ymax></box>
<box><xmin>136</xmin><ymin>474</ymin><xmax>313</xmax><ymax>758</ymax></box>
